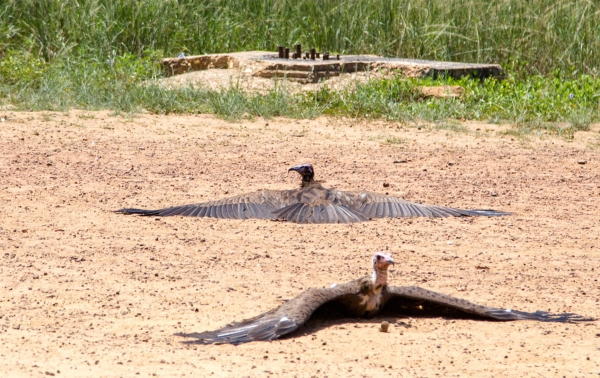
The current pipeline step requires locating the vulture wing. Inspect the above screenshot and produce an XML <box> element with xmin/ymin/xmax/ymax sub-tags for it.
<box><xmin>115</xmin><ymin>190</ymin><xmax>289</xmax><ymax>220</ymax></box>
<box><xmin>115</xmin><ymin>186</ymin><xmax>509</xmax><ymax>222</ymax></box>
<box><xmin>383</xmin><ymin>286</ymin><xmax>592</xmax><ymax>322</ymax></box>
<box><xmin>342</xmin><ymin>191</ymin><xmax>511</xmax><ymax>218</ymax></box>
<box><xmin>175</xmin><ymin>279</ymin><xmax>364</xmax><ymax>345</ymax></box>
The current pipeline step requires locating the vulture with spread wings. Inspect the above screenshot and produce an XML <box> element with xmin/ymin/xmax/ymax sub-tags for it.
<box><xmin>176</xmin><ymin>253</ymin><xmax>591</xmax><ymax>345</ymax></box>
<box><xmin>116</xmin><ymin>164</ymin><xmax>510</xmax><ymax>223</ymax></box>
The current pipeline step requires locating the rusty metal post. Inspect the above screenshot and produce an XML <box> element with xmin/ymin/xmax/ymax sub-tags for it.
<box><xmin>336</xmin><ymin>54</ymin><xmax>340</xmax><ymax>60</ymax></box>
<box><xmin>278</xmin><ymin>46</ymin><xmax>284</xmax><ymax>58</ymax></box>
<box><xmin>295</xmin><ymin>44</ymin><xmax>302</xmax><ymax>59</ymax></box>
<box><xmin>323</xmin><ymin>52</ymin><xmax>329</xmax><ymax>60</ymax></box>
<box><xmin>310</xmin><ymin>48</ymin><xmax>316</xmax><ymax>60</ymax></box>
<box><xmin>284</xmin><ymin>48</ymin><xmax>289</xmax><ymax>59</ymax></box>
<box><xmin>316</xmin><ymin>52</ymin><xmax>320</xmax><ymax>58</ymax></box>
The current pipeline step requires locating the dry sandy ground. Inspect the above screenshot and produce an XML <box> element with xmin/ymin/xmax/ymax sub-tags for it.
<box><xmin>1</xmin><ymin>111</ymin><xmax>599</xmax><ymax>377</ymax></box>
<box><xmin>158</xmin><ymin>67</ymin><xmax>398</xmax><ymax>94</ymax></box>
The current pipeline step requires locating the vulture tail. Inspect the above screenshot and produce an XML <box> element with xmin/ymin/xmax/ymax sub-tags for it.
<box><xmin>273</xmin><ymin>204</ymin><xmax>369</xmax><ymax>224</ymax></box>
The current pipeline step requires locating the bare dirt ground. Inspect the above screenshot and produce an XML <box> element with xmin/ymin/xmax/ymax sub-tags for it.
<box><xmin>1</xmin><ymin>111</ymin><xmax>599</xmax><ymax>377</ymax></box>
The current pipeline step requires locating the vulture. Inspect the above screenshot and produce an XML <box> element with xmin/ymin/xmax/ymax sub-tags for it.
<box><xmin>176</xmin><ymin>253</ymin><xmax>591</xmax><ymax>345</ymax></box>
<box><xmin>116</xmin><ymin>163</ymin><xmax>510</xmax><ymax>223</ymax></box>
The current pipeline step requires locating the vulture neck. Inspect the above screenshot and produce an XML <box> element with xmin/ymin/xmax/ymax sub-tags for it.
<box><xmin>300</xmin><ymin>175</ymin><xmax>316</xmax><ymax>188</ymax></box>
<box><xmin>371</xmin><ymin>265</ymin><xmax>389</xmax><ymax>287</ymax></box>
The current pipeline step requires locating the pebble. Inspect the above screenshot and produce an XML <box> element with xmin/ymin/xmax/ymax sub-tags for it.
<box><xmin>393</xmin><ymin>160</ymin><xmax>407</xmax><ymax>164</ymax></box>
<box><xmin>491</xmin><ymin>192</ymin><xmax>498</xmax><ymax>197</ymax></box>
<box><xmin>383</xmin><ymin>183</ymin><xmax>390</xmax><ymax>188</ymax></box>
<box><xmin>380</xmin><ymin>321</ymin><xmax>390</xmax><ymax>333</ymax></box>
<box><xmin>577</xmin><ymin>160</ymin><xmax>587</xmax><ymax>165</ymax></box>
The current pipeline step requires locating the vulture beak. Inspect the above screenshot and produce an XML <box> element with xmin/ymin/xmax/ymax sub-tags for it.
<box><xmin>381</xmin><ymin>253</ymin><xmax>395</xmax><ymax>266</ymax></box>
<box><xmin>288</xmin><ymin>165</ymin><xmax>303</xmax><ymax>173</ymax></box>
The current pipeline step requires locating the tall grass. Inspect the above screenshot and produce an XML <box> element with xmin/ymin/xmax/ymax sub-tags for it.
<box><xmin>1</xmin><ymin>0</ymin><xmax>599</xmax><ymax>75</ymax></box>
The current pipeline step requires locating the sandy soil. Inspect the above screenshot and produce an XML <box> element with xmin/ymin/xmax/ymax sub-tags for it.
<box><xmin>1</xmin><ymin>111</ymin><xmax>599</xmax><ymax>377</ymax></box>
<box><xmin>158</xmin><ymin>67</ymin><xmax>395</xmax><ymax>94</ymax></box>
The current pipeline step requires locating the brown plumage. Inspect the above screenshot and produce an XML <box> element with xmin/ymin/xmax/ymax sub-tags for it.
<box><xmin>176</xmin><ymin>253</ymin><xmax>591</xmax><ymax>345</ymax></box>
<box><xmin>115</xmin><ymin>163</ymin><xmax>511</xmax><ymax>223</ymax></box>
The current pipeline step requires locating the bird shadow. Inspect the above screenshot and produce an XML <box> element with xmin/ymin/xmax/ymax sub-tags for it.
<box><xmin>175</xmin><ymin>296</ymin><xmax>564</xmax><ymax>345</ymax></box>
<box><xmin>282</xmin><ymin>297</ymin><xmax>501</xmax><ymax>338</ymax></box>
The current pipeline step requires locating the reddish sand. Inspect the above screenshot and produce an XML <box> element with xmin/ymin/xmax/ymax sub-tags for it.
<box><xmin>1</xmin><ymin>111</ymin><xmax>599</xmax><ymax>377</ymax></box>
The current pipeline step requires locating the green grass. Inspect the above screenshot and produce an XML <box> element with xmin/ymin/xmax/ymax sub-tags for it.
<box><xmin>384</xmin><ymin>136</ymin><xmax>405</xmax><ymax>145</ymax></box>
<box><xmin>1</xmin><ymin>0</ymin><xmax>600</xmax><ymax>135</ymax></box>
<box><xmin>2</xmin><ymin>0</ymin><xmax>600</xmax><ymax>76</ymax></box>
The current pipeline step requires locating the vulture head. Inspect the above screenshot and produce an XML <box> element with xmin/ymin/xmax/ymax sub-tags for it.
<box><xmin>371</xmin><ymin>252</ymin><xmax>395</xmax><ymax>286</ymax></box>
<box><xmin>288</xmin><ymin>163</ymin><xmax>315</xmax><ymax>186</ymax></box>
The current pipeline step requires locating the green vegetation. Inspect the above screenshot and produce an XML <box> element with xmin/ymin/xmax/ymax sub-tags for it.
<box><xmin>2</xmin><ymin>0</ymin><xmax>599</xmax><ymax>75</ymax></box>
<box><xmin>1</xmin><ymin>0</ymin><xmax>599</xmax><ymax>136</ymax></box>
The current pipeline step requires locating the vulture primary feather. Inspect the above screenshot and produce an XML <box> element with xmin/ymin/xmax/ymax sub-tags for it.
<box><xmin>116</xmin><ymin>164</ymin><xmax>510</xmax><ymax>223</ymax></box>
<box><xmin>176</xmin><ymin>253</ymin><xmax>591</xmax><ymax>345</ymax></box>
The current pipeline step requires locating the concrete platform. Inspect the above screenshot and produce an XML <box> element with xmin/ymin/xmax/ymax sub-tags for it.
<box><xmin>162</xmin><ymin>51</ymin><xmax>504</xmax><ymax>83</ymax></box>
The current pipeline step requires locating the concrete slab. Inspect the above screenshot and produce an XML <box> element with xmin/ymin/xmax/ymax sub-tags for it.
<box><xmin>162</xmin><ymin>51</ymin><xmax>504</xmax><ymax>83</ymax></box>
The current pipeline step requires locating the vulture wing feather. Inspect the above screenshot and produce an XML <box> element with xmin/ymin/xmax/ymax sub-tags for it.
<box><xmin>383</xmin><ymin>286</ymin><xmax>593</xmax><ymax>322</ymax></box>
<box><xmin>176</xmin><ymin>280</ymin><xmax>363</xmax><ymax>345</ymax></box>
<box><xmin>115</xmin><ymin>190</ymin><xmax>283</xmax><ymax>220</ymax></box>
<box><xmin>343</xmin><ymin>191</ymin><xmax>511</xmax><ymax>218</ymax></box>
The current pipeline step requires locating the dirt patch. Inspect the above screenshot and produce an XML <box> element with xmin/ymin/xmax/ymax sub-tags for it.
<box><xmin>1</xmin><ymin>111</ymin><xmax>599</xmax><ymax>377</ymax></box>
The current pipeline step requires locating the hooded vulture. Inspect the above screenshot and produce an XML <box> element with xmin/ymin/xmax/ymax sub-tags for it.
<box><xmin>116</xmin><ymin>164</ymin><xmax>510</xmax><ymax>223</ymax></box>
<box><xmin>176</xmin><ymin>252</ymin><xmax>591</xmax><ymax>345</ymax></box>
